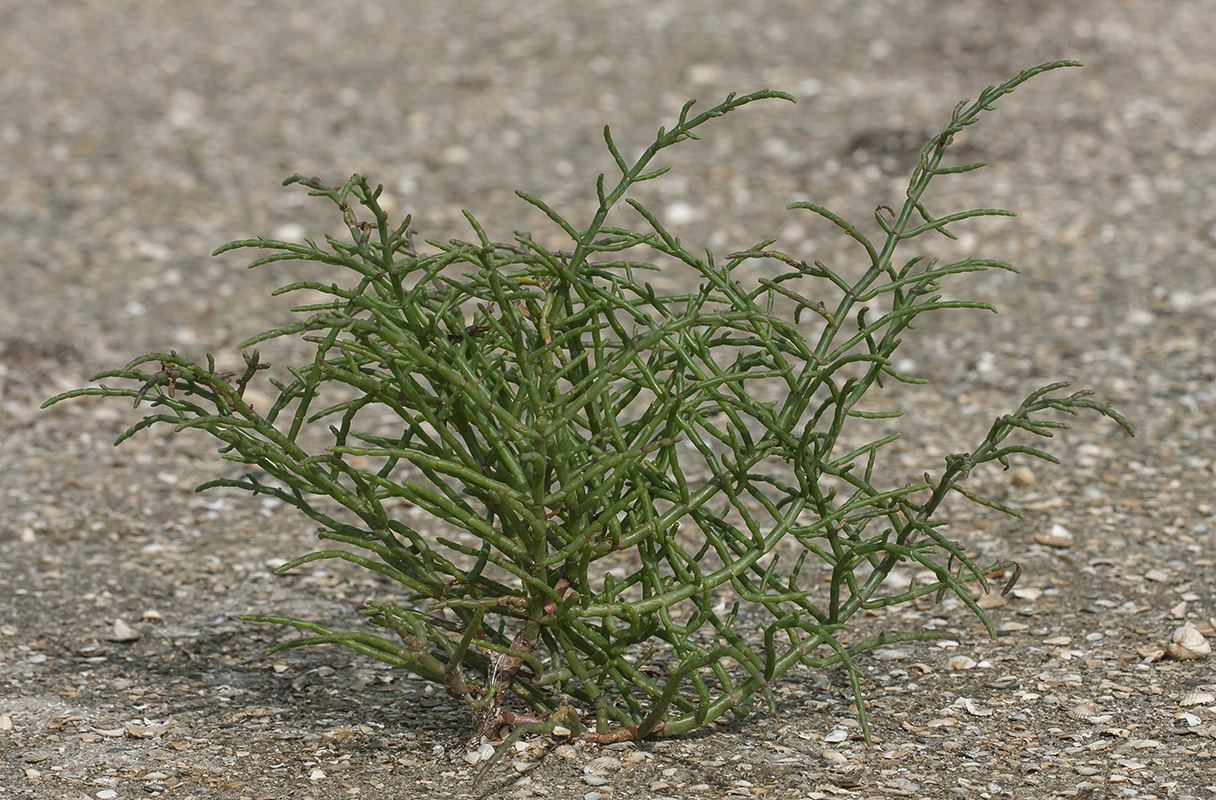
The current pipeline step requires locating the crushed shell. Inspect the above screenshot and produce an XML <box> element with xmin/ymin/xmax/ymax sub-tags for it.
<box><xmin>1180</xmin><ymin>690</ymin><xmax>1215</xmax><ymax>707</ymax></box>
<box><xmin>1165</xmin><ymin>625</ymin><xmax>1211</xmax><ymax>660</ymax></box>
<box><xmin>1067</xmin><ymin>701</ymin><xmax>1099</xmax><ymax>720</ymax></box>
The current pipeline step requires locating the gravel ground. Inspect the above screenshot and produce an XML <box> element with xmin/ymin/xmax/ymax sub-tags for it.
<box><xmin>3</xmin><ymin>2</ymin><xmax>1216</xmax><ymax>799</ymax></box>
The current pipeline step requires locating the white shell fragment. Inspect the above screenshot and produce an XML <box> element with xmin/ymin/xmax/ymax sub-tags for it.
<box><xmin>1065</xmin><ymin>701</ymin><xmax>1114</xmax><ymax>725</ymax></box>
<box><xmin>1180</xmin><ymin>689</ymin><xmax>1215</xmax><ymax>706</ymax></box>
<box><xmin>1034</xmin><ymin>524</ymin><xmax>1073</xmax><ymax>548</ymax></box>
<box><xmin>464</xmin><ymin>741</ymin><xmax>496</xmax><ymax>765</ymax></box>
<box><xmin>1164</xmin><ymin>625</ymin><xmax>1211</xmax><ymax>660</ymax></box>
<box><xmin>960</xmin><ymin>698</ymin><xmax>993</xmax><ymax>717</ymax></box>
<box><xmin>106</xmin><ymin>619</ymin><xmax>140</xmax><ymax>642</ymax></box>
<box><xmin>582</xmin><ymin>755</ymin><xmax>621</xmax><ymax>786</ymax></box>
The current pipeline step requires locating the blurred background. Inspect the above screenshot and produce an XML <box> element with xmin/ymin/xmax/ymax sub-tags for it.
<box><xmin>4</xmin><ymin>1</ymin><xmax>1213</xmax><ymax>376</ymax></box>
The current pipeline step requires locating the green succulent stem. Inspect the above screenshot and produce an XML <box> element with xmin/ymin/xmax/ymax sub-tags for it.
<box><xmin>45</xmin><ymin>61</ymin><xmax>1131</xmax><ymax>747</ymax></box>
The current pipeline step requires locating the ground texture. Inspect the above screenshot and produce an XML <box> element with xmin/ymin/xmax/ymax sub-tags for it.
<box><xmin>3</xmin><ymin>2</ymin><xmax>1216</xmax><ymax>799</ymax></box>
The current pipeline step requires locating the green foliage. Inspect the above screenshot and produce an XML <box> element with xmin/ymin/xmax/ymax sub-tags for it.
<box><xmin>46</xmin><ymin>62</ymin><xmax>1131</xmax><ymax>746</ymax></box>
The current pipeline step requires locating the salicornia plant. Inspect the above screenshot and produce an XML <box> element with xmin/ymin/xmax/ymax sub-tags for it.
<box><xmin>46</xmin><ymin>61</ymin><xmax>1131</xmax><ymax>746</ymax></box>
